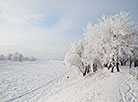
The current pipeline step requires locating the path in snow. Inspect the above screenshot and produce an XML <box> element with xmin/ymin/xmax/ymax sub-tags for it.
<box><xmin>46</xmin><ymin>66</ymin><xmax>138</xmax><ymax>102</ymax></box>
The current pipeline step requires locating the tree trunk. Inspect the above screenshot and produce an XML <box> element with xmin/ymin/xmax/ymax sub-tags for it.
<box><xmin>93</xmin><ymin>63</ymin><xmax>97</xmax><ymax>72</ymax></box>
<box><xmin>120</xmin><ymin>61</ymin><xmax>123</xmax><ymax>66</ymax></box>
<box><xmin>116</xmin><ymin>62</ymin><xmax>120</xmax><ymax>72</ymax></box>
<box><xmin>134</xmin><ymin>61</ymin><xmax>136</xmax><ymax>67</ymax></box>
<box><xmin>108</xmin><ymin>63</ymin><xmax>112</xmax><ymax>70</ymax></box>
<box><xmin>134</xmin><ymin>60</ymin><xmax>138</xmax><ymax>67</ymax></box>
<box><xmin>111</xmin><ymin>66</ymin><xmax>114</xmax><ymax>73</ymax></box>
<box><xmin>79</xmin><ymin>62</ymin><xmax>85</xmax><ymax>76</ymax></box>
<box><xmin>87</xmin><ymin>64</ymin><xmax>90</xmax><ymax>74</ymax></box>
<box><xmin>83</xmin><ymin>71</ymin><xmax>86</xmax><ymax>76</ymax></box>
<box><xmin>104</xmin><ymin>63</ymin><xmax>108</xmax><ymax>68</ymax></box>
<box><xmin>129</xmin><ymin>56</ymin><xmax>132</xmax><ymax>68</ymax></box>
<box><xmin>83</xmin><ymin>65</ymin><xmax>87</xmax><ymax>76</ymax></box>
<box><xmin>111</xmin><ymin>58</ymin><xmax>115</xmax><ymax>73</ymax></box>
<box><xmin>111</xmin><ymin>65</ymin><xmax>114</xmax><ymax>73</ymax></box>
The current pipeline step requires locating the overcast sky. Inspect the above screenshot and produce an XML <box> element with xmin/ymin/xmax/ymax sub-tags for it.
<box><xmin>0</xmin><ymin>0</ymin><xmax>138</xmax><ymax>59</ymax></box>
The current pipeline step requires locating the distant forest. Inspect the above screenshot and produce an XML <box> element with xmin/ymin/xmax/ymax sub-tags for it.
<box><xmin>0</xmin><ymin>52</ymin><xmax>36</xmax><ymax>62</ymax></box>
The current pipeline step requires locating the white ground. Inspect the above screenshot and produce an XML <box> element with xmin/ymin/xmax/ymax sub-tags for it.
<box><xmin>0</xmin><ymin>60</ymin><xmax>138</xmax><ymax>102</ymax></box>
<box><xmin>45</xmin><ymin>66</ymin><xmax>138</xmax><ymax>102</ymax></box>
<box><xmin>0</xmin><ymin>60</ymin><xmax>68</xmax><ymax>102</ymax></box>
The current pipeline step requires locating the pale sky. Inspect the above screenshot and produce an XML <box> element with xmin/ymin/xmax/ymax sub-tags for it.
<box><xmin>0</xmin><ymin>0</ymin><xmax>138</xmax><ymax>59</ymax></box>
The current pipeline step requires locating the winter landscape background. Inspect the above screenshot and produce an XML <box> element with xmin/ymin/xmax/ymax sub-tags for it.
<box><xmin>0</xmin><ymin>0</ymin><xmax>138</xmax><ymax>102</ymax></box>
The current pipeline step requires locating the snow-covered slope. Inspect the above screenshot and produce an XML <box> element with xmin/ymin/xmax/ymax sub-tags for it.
<box><xmin>45</xmin><ymin>67</ymin><xmax>138</xmax><ymax>102</ymax></box>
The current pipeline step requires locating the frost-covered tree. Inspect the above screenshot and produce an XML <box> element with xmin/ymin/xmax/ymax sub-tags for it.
<box><xmin>131</xmin><ymin>35</ymin><xmax>138</xmax><ymax>67</ymax></box>
<box><xmin>64</xmin><ymin>40</ymin><xmax>86</xmax><ymax>75</ymax></box>
<box><xmin>29</xmin><ymin>57</ymin><xmax>36</xmax><ymax>61</ymax></box>
<box><xmin>14</xmin><ymin>52</ymin><xmax>23</xmax><ymax>61</ymax></box>
<box><xmin>7</xmin><ymin>53</ymin><xmax>14</xmax><ymax>61</ymax></box>
<box><xmin>84</xmin><ymin>11</ymin><xmax>138</xmax><ymax>72</ymax></box>
<box><xmin>65</xmin><ymin>11</ymin><xmax>138</xmax><ymax>75</ymax></box>
<box><xmin>18</xmin><ymin>54</ymin><xmax>24</xmax><ymax>62</ymax></box>
<box><xmin>0</xmin><ymin>54</ymin><xmax>6</xmax><ymax>61</ymax></box>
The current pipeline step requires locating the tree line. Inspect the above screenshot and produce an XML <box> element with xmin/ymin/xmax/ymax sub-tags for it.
<box><xmin>0</xmin><ymin>52</ymin><xmax>36</xmax><ymax>62</ymax></box>
<box><xmin>64</xmin><ymin>11</ymin><xmax>138</xmax><ymax>76</ymax></box>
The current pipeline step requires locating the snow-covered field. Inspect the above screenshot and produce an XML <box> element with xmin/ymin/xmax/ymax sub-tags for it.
<box><xmin>0</xmin><ymin>60</ymin><xmax>69</xmax><ymax>102</ymax></box>
<box><xmin>0</xmin><ymin>60</ymin><xmax>138</xmax><ymax>102</ymax></box>
<box><xmin>46</xmin><ymin>66</ymin><xmax>138</xmax><ymax>102</ymax></box>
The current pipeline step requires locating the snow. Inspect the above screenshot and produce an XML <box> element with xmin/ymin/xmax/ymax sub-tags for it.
<box><xmin>0</xmin><ymin>60</ymin><xmax>68</xmax><ymax>102</ymax></box>
<box><xmin>0</xmin><ymin>60</ymin><xmax>138</xmax><ymax>102</ymax></box>
<box><xmin>46</xmin><ymin>66</ymin><xmax>138</xmax><ymax>102</ymax></box>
